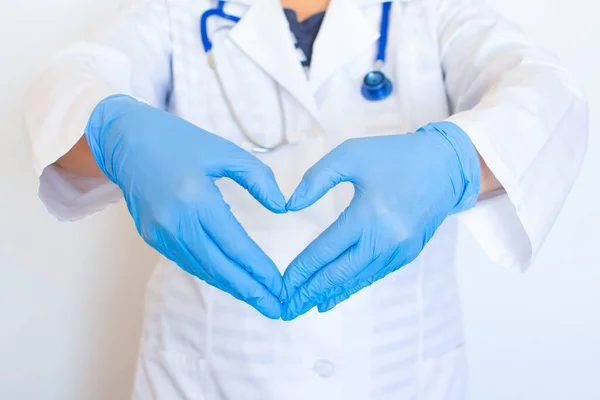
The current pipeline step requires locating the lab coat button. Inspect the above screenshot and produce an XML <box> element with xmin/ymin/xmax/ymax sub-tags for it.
<box><xmin>312</xmin><ymin>359</ymin><xmax>335</xmax><ymax>378</ymax></box>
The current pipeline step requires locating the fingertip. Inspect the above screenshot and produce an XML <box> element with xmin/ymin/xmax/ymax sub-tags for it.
<box><xmin>281</xmin><ymin>291</ymin><xmax>305</xmax><ymax>321</ymax></box>
<box><xmin>255</xmin><ymin>195</ymin><xmax>287</xmax><ymax>214</ymax></box>
<box><xmin>281</xmin><ymin>268</ymin><xmax>301</xmax><ymax>302</ymax></box>
<box><xmin>279</xmin><ymin>282</ymin><xmax>291</xmax><ymax>303</ymax></box>
<box><xmin>286</xmin><ymin>195</ymin><xmax>314</xmax><ymax>212</ymax></box>
<box><xmin>281</xmin><ymin>288</ymin><xmax>317</xmax><ymax>321</ymax></box>
<box><xmin>244</xmin><ymin>257</ymin><xmax>285</xmax><ymax>304</ymax></box>
<box><xmin>264</xmin><ymin>309</ymin><xmax>282</xmax><ymax>320</ymax></box>
<box><xmin>269</xmin><ymin>193</ymin><xmax>288</xmax><ymax>214</ymax></box>
<box><xmin>238</xmin><ymin>167</ymin><xmax>287</xmax><ymax>214</ymax></box>
<box><xmin>260</xmin><ymin>183</ymin><xmax>288</xmax><ymax>214</ymax></box>
<box><xmin>317</xmin><ymin>300</ymin><xmax>336</xmax><ymax>313</ymax></box>
<box><xmin>281</xmin><ymin>305</ymin><xmax>297</xmax><ymax>321</ymax></box>
<box><xmin>267</xmin><ymin>271</ymin><xmax>285</xmax><ymax>302</ymax></box>
<box><xmin>254</xmin><ymin>295</ymin><xmax>283</xmax><ymax>319</ymax></box>
<box><xmin>286</xmin><ymin>171</ymin><xmax>337</xmax><ymax>212</ymax></box>
<box><xmin>288</xmin><ymin>176</ymin><xmax>314</xmax><ymax>209</ymax></box>
<box><xmin>285</xmin><ymin>199</ymin><xmax>305</xmax><ymax>213</ymax></box>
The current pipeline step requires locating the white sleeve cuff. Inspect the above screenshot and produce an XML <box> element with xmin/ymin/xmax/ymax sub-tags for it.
<box><xmin>447</xmin><ymin>111</ymin><xmax>532</xmax><ymax>272</ymax></box>
<box><xmin>447</xmin><ymin>97</ymin><xmax>588</xmax><ymax>272</ymax></box>
<box><xmin>26</xmin><ymin>81</ymin><xmax>123</xmax><ymax>221</ymax></box>
<box><xmin>38</xmin><ymin>166</ymin><xmax>122</xmax><ymax>222</ymax></box>
<box><xmin>456</xmin><ymin>191</ymin><xmax>531</xmax><ymax>272</ymax></box>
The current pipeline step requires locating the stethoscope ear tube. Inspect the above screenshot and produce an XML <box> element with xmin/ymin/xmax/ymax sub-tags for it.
<box><xmin>207</xmin><ymin>49</ymin><xmax>289</xmax><ymax>153</ymax></box>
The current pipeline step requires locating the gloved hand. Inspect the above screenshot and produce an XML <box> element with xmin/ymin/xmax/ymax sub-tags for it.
<box><xmin>281</xmin><ymin>122</ymin><xmax>481</xmax><ymax>320</ymax></box>
<box><xmin>85</xmin><ymin>94</ymin><xmax>287</xmax><ymax>319</ymax></box>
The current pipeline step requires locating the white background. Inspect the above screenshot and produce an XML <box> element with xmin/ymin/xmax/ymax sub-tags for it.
<box><xmin>0</xmin><ymin>0</ymin><xmax>598</xmax><ymax>399</ymax></box>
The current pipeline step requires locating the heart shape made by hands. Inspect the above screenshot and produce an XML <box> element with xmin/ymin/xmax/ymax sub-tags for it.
<box><xmin>250</xmin><ymin>124</ymin><xmax>479</xmax><ymax>321</ymax></box>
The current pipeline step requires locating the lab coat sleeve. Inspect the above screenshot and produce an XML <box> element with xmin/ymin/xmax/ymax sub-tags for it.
<box><xmin>437</xmin><ymin>0</ymin><xmax>589</xmax><ymax>271</ymax></box>
<box><xmin>23</xmin><ymin>0</ymin><xmax>172</xmax><ymax>221</ymax></box>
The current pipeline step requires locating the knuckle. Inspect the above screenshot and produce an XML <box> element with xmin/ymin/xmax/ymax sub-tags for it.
<box><xmin>329</xmin><ymin>140</ymin><xmax>355</xmax><ymax>162</ymax></box>
<box><xmin>340</xmin><ymin>137</ymin><xmax>359</xmax><ymax>149</ymax></box>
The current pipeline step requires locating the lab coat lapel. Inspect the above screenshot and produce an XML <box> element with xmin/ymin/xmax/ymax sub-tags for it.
<box><xmin>228</xmin><ymin>0</ymin><xmax>322</xmax><ymax>124</ymax></box>
<box><xmin>309</xmin><ymin>0</ymin><xmax>380</xmax><ymax>94</ymax></box>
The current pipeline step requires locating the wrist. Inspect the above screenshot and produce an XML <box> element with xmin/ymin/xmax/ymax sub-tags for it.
<box><xmin>478</xmin><ymin>153</ymin><xmax>503</xmax><ymax>194</ymax></box>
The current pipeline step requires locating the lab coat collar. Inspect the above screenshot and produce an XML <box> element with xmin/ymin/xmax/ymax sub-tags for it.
<box><xmin>226</xmin><ymin>0</ymin><xmax>401</xmax><ymax>6</ymax></box>
<box><xmin>308</xmin><ymin>0</ymin><xmax>380</xmax><ymax>94</ymax></box>
<box><xmin>227</xmin><ymin>0</ymin><xmax>402</xmax><ymax>122</ymax></box>
<box><xmin>228</xmin><ymin>0</ymin><xmax>322</xmax><ymax>124</ymax></box>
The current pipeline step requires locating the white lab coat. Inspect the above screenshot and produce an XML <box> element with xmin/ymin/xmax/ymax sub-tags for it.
<box><xmin>24</xmin><ymin>0</ymin><xmax>588</xmax><ymax>398</ymax></box>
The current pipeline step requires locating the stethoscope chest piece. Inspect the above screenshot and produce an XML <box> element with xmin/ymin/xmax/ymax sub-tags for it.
<box><xmin>361</xmin><ymin>70</ymin><xmax>393</xmax><ymax>101</ymax></box>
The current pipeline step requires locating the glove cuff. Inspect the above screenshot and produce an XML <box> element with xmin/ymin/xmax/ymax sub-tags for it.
<box><xmin>84</xmin><ymin>94</ymin><xmax>140</xmax><ymax>183</ymax></box>
<box><xmin>424</xmin><ymin>121</ymin><xmax>481</xmax><ymax>214</ymax></box>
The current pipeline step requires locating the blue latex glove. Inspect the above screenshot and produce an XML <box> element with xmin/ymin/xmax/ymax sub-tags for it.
<box><xmin>85</xmin><ymin>94</ymin><xmax>287</xmax><ymax>319</ymax></box>
<box><xmin>281</xmin><ymin>122</ymin><xmax>481</xmax><ymax>320</ymax></box>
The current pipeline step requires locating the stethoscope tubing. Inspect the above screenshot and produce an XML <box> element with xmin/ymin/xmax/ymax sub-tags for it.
<box><xmin>200</xmin><ymin>0</ymin><xmax>393</xmax><ymax>152</ymax></box>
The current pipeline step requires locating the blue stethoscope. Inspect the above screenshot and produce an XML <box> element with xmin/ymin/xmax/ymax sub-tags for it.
<box><xmin>200</xmin><ymin>1</ymin><xmax>393</xmax><ymax>153</ymax></box>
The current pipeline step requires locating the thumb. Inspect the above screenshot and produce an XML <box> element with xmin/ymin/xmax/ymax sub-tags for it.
<box><xmin>226</xmin><ymin>161</ymin><xmax>287</xmax><ymax>214</ymax></box>
<box><xmin>287</xmin><ymin>149</ymin><xmax>350</xmax><ymax>212</ymax></box>
<box><xmin>84</xmin><ymin>94</ymin><xmax>140</xmax><ymax>182</ymax></box>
